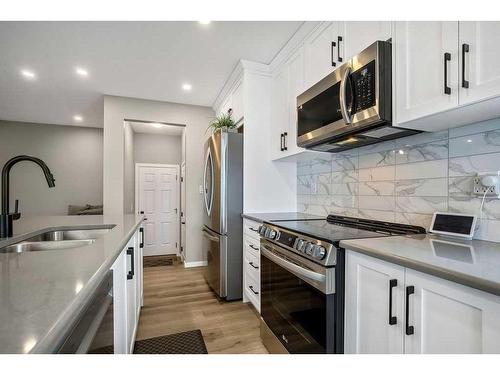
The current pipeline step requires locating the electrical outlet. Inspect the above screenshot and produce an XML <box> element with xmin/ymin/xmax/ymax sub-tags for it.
<box><xmin>473</xmin><ymin>176</ymin><xmax>499</xmax><ymax>196</ymax></box>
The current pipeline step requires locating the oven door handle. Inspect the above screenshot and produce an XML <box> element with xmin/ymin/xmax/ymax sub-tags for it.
<box><xmin>339</xmin><ymin>66</ymin><xmax>352</xmax><ymax>124</ymax></box>
<box><xmin>261</xmin><ymin>247</ymin><xmax>326</xmax><ymax>284</ymax></box>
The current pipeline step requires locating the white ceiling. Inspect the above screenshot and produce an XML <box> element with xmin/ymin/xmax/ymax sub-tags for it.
<box><xmin>129</xmin><ymin>121</ymin><xmax>184</xmax><ymax>136</ymax></box>
<box><xmin>0</xmin><ymin>21</ymin><xmax>303</xmax><ymax>128</ymax></box>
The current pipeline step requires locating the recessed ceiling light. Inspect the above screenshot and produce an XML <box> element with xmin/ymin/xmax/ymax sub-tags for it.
<box><xmin>152</xmin><ymin>123</ymin><xmax>162</xmax><ymax>128</ymax></box>
<box><xmin>73</xmin><ymin>115</ymin><xmax>83</xmax><ymax>122</ymax></box>
<box><xmin>398</xmin><ymin>149</ymin><xmax>405</xmax><ymax>155</ymax></box>
<box><xmin>21</xmin><ymin>69</ymin><xmax>36</xmax><ymax>79</ymax></box>
<box><xmin>467</xmin><ymin>139</ymin><xmax>472</xmax><ymax>143</ymax></box>
<box><xmin>75</xmin><ymin>67</ymin><xmax>89</xmax><ymax>77</ymax></box>
<box><xmin>182</xmin><ymin>83</ymin><xmax>192</xmax><ymax>91</ymax></box>
<box><xmin>198</xmin><ymin>21</ymin><xmax>211</xmax><ymax>25</ymax></box>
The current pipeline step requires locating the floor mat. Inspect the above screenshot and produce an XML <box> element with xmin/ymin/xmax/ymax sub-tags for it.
<box><xmin>143</xmin><ymin>255</ymin><xmax>180</xmax><ymax>268</ymax></box>
<box><xmin>133</xmin><ymin>330</ymin><xmax>208</xmax><ymax>354</ymax></box>
<box><xmin>90</xmin><ymin>330</ymin><xmax>208</xmax><ymax>354</ymax></box>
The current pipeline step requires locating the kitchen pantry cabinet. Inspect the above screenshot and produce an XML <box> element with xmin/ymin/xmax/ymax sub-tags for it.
<box><xmin>394</xmin><ymin>21</ymin><xmax>500</xmax><ymax>131</ymax></box>
<box><xmin>112</xmin><ymin>225</ymin><xmax>144</xmax><ymax>354</ymax></box>
<box><xmin>345</xmin><ymin>250</ymin><xmax>500</xmax><ymax>354</ymax></box>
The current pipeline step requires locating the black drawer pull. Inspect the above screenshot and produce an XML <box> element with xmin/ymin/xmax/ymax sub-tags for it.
<box><xmin>444</xmin><ymin>52</ymin><xmax>451</xmax><ymax>95</ymax></box>
<box><xmin>405</xmin><ymin>286</ymin><xmax>415</xmax><ymax>335</ymax></box>
<box><xmin>283</xmin><ymin>132</ymin><xmax>288</xmax><ymax>151</ymax></box>
<box><xmin>331</xmin><ymin>41</ymin><xmax>337</xmax><ymax>67</ymax></box>
<box><xmin>249</xmin><ymin>227</ymin><xmax>259</xmax><ymax>233</ymax></box>
<box><xmin>139</xmin><ymin>227</ymin><xmax>144</xmax><ymax>248</ymax></box>
<box><xmin>249</xmin><ymin>244</ymin><xmax>259</xmax><ymax>251</ymax></box>
<box><xmin>280</xmin><ymin>133</ymin><xmax>284</xmax><ymax>152</ymax></box>
<box><xmin>389</xmin><ymin>279</ymin><xmax>397</xmax><ymax>325</ymax></box>
<box><xmin>462</xmin><ymin>43</ymin><xmax>470</xmax><ymax>89</ymax></box>
<box><xmin>249</xmin><ymin>261</ymin><xmax>259</xmax><ymax>269</ymax></box>
<box><xmin>249</xmin><ymin>285</ymin><xmax>259</xmax><ymax>295</ymax></box>
<box><xmin>127</xmin><ymin>247</ymin><xmax>135</xmax><ymax>280</ymax></box>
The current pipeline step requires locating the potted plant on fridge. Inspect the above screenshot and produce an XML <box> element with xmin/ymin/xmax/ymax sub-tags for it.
<box><xmin>206</xmin><ymin>111</ymin><xmax>237</xmax><ymax>134</ymax></box>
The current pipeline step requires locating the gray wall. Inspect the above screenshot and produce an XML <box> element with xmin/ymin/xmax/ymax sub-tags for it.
<box><xmin>134</xmin><ymin>133</ymin><xmax>182</xmax><ymax>164</ymax></box>
<box><xmin>0</xmin><ymin>120</ymin><xmax>103</xmax><ymax>216</ymax></box>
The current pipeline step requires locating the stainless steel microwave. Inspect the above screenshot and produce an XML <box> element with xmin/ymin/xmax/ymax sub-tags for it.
<box><xmin>297</xmin><ymin>41</ymin><xmax>420</xmax><ymax>152</ymax></box>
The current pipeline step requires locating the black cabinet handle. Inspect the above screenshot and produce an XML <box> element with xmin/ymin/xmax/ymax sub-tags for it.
<box><xmin>283</xmin><ymin>132</ymin><xmax>288</xmax><ymax>151</ymax></box>
<box><xmin>249</xmin><ymin>262</ymin><xmax>259</xmax><ymax>269</ymax></box>
<box><xmin>139</xmin><ymin>227</ymin><xmax>144</xmax><ymax>248</ymax></box>
<box><xmin>127</xmin><ymin>247</ymin><xmax>135</xmax><ymax>280</ymax></box>
<box><xmin>462</xmin><ymin>43</ymin><xmax>470</xmax><ymax>89</ymax></box>
<box><xmin>249</xmin><ymin>244</ymin><xmax>259</xmax><ymax>251</ymax></box>
<box><xmin>249</xmin><ymin>285</ymin><xmax>259</xmax><ymax>295</ymax></box>
<box><xmin>389</xmin><ymin>279</ymin><xmax>397</xmax><ymax>325</ymax></box>
<box><xmin>331</xmin><ymin>41</ymin><xmax>337</xmax><ymax>67</ymax></box>
<box><xmin>249</xmin><ymin>227</ymin><xmax>259</xmax><ymax>233</ymax></box>
<box><xmin>280</xmin><ymin>133</ymin><xmax>284</xmax><ymax>151</ymax></box>
<box><xmin>405</xmin><ymin>286</ymin><xmax>415</xmax><ymax>335</ymax></box>
<box><xmin>337</xmin><ymin>36</ymin><xmax>343</xmax><ymax>62</ymax></box>
<box><xmin>444</xmin><ymin>52</ymin><xmax>451</xmax><ymax>95</ymax></box>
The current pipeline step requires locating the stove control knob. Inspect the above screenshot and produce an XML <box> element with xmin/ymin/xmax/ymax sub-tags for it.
<box><xmin>258</xmin><ymin>225</ymin><xmax>267</xmax><ymax>236</ymax></box>
<box><xmin>268</xmin><ymin>229</ymin><xmax>278</xmax><ymax>239</ymax></box>
<box><xmin>295</xmin><ymin>239</ymin><xmax>305</xmax><ymax>252</ymax></box>
<box><xmin>313</xmin><ymin>245</ymin><xmax>327</xmax><ymax>260</ymax></box>
<box><xmin>305</xmin><ymin>242</ymin><xmax>314</xmax><ymax>255</ymax></box>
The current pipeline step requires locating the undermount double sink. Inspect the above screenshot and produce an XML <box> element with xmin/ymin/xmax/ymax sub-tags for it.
<box><xmin>0</xmin><ymin>226</ymin><xmax>115</xmax><ymax>254</ymax></box>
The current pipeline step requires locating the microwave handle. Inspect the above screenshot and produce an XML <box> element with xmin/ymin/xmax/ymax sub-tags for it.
<box><xmin>339</xmin><ymin>66</ymin><xmax>352</xmax><ymax>124</ymax></box>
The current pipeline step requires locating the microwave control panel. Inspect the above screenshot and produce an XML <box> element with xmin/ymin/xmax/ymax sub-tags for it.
<box><xmin>351</xmin><ymin>60</ymin><xmax>376</xmax><ymax>113</ymax></box>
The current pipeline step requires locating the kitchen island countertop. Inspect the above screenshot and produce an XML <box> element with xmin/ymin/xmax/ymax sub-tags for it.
<box><xmin>0</xmin><ymin>214</ymin><xmax>143</xmax><ymax>354</ymax></box>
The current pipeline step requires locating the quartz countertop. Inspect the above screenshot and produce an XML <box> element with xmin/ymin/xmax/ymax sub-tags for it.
<box><xmin>0</xmin><ymin>214</ymin><xmax>143</xmax><ymax>354</ymax></box>
<box><xmin>242</xmin><ymin>212</ymin><xmax>324</xmax><ymax>223</ymax></box>
<box><xmin>340</xmin><ymin>234</ymin><xmax>500</xmax><ymax>297</ymax></box>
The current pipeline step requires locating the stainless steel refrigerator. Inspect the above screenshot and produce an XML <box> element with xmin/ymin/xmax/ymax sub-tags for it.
<box><xmin>202</xmin><ymin>130</ymin><xmax>243</xmax><ymax>300</ymax></box>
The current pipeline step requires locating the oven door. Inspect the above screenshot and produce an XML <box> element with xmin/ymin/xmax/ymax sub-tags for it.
<box><xmin>260</xmin><ymin>240</ymin><xmax>334</xmax><ymax>354</ymax></box>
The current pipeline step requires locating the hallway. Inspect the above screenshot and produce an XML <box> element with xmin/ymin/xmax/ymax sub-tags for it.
<box><xmin>135</xmin><ymin>260</ymin><xmax>268</xmax><ymax>354</ymax></box>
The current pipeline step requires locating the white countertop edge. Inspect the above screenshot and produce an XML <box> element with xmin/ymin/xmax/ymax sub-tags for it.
<box><xmin>27</xmin><ymin>216</ymin><xmax>144</xmax><ymax>354</ymax></box>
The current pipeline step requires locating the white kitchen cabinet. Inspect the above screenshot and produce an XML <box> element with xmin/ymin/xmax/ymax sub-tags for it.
<box><xmin>345</xmin><ymin>249</ymin><xmax>500</xmax><ymax>354</ymax></box>
<box><xmin>270</xmin><ymin>67</ymin><xmax>289</xmax><ymax>160</ymax></box>
<box><xmin>345</xmin><ymin>251</ymin><xmax>405</xmax><ymax>354</ymax></box>
<box><xmin>404</xmin><ymin>269</ymin><xmax>500</xmax><ymax>354</ymax></box>
<box><xmin>112</xmin><ymin>225</ymin><xmax>144</xmax><ymax>354</ymax></box>
<box><xmin>342</xmin><ymin>21</ymin><xmax>392</xmax><ymax>60</ymax></box>
<box><xmin>303</xmin><ymin>22</ymin><xmax>339</xmax><ymax>88</ymax></box>
<box><xmin>218</xmin><ymin>95</ymin><xmax>232</xmax><ymax>117</ymax></box>
<box><xmin>231</xmin><ymin>79</ymin><xmax>244</xmax><ymax>124</ymax></box>
<box><xmin>242</xmin><ymin>218</ymin><xmax>261</xmax><ymax>312</ymax></box>
<box><xmin>394</xmin><ymin>21</ymin><xmax>459</xmax><ymax>125</ymax></box>
<box><xmin>459</xmin><ymin>22</ymin><xmax>500</xmax><ymax>105</ymax></box>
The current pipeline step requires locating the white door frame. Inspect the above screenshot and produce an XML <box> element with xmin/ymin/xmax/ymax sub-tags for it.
<box><xmin>135</xmin><ymin>163</ymin><xmax>181</xmax><ymax>256</ymax></box>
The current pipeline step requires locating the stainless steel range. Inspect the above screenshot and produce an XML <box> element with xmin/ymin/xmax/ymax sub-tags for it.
<box><xmin>258</xmin><ymin>215</ymin><xmax>425</xmax><ymax>354</ymax></box>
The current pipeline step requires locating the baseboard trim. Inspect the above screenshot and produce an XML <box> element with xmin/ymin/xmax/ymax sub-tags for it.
<box><xmin>184</xmin><ymin>261</ymin><xmax>208</xmax><ymax>268</ymax></box>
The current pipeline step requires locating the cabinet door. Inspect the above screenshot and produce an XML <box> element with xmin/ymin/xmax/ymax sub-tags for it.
<box><xmin>284</xmin><ymin>48</ymin><xmax>304</xmax><ymax>156</ymax></box>
<box><xmin>343</xmin><ymin>21</ymin><xmax>392</xmax><ymax>60</ymax></box>
<box><xmin>404</xmin><ymin>269</ymin><xmax>500</xmax><ymax>354</ymax></box>
<box><xmin>459</xmin><ymin>21</ymin><xmax>500</xmax><ymax>105</ymax></box>
<box><xmin>345</xmin><ymin>251</ymin><xmax>405</xmax><ymax>354</ymax></box>
<box><xmin>231</xmin><ymin>79</ymin><xmax>244</xmax><ymax>124</ymax></box>
<box><xmin>218</xmin><ymin>95</ymin><xmax>232</xmax><ymax>117</ymax></box>
<box><xmin>304</xmin><ymin>22</ymin><xmax>337</xmax><ymax>87</ymax></box>
<box><xmin>394</xmin><ymin>22</ymin><xmax>459</xmax><ymax>125</ymax></box>
<box><xmin>126</xmin><ymin>239</ymin><xmax>138</xmax><ymax>352</ymax></box>
<box><xmin>270</xmin><ymin>68</ymin><xmax>288</xmax><ymax>160</ymax></box>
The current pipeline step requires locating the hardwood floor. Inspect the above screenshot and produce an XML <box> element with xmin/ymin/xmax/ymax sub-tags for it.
<box><xmin>136</xmin><ymin>262</ymin><xmax>268</xmax><ymax>354</ymax></box>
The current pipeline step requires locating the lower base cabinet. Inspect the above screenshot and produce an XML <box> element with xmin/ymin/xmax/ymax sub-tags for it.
<box><xmin>345</xmin><ymin>250</ymin><xmax>500</xmax><ymax>354</ymax></box>
<box><xmin>112</xmin><ymin>225</ymin><xmax>144</xmax><ymax>353</ymax></box>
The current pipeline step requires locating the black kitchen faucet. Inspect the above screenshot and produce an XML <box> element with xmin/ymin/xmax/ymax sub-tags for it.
<box><xmin>0</xmin><ymin>155</ymin><xmax>56</xmax><ymax>238</ymax></box>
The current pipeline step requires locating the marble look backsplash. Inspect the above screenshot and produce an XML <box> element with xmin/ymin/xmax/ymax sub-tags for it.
<box><xmin>297</xmin><ymin>118</ymin><xmax>500</xmax><ymax>242</ymax></box>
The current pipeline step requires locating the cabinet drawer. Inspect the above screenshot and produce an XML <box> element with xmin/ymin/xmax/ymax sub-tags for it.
<box><xmin>244</xmin><ymin>253</ymin><xmax>260</xmax><ymax>281</ymax></box>
<box><xmin>244</xmin><ymin>235</ymin><xmax>260</xmax><ymax>258</ymax></box>
<box><xmin>245</xmin><ymin>270</ymin><xmax>260</xmax><ymax>310</ymax></box>
<box><xmin>243</xmin><ymin>219</ymin><xmax>261</xmax><ymax>240</ymax></box>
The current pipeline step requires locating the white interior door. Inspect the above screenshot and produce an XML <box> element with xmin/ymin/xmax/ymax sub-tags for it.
<box><xmin>137</xmin><ymin>164</ymin><xmax>179</xmax><ymax>256</ymax></box>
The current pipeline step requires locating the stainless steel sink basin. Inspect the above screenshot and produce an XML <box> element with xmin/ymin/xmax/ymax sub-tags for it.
<box><xmin>1</xmin><ymin>239</ymin><xmax>96</xmax><ymax>253</ymax></box>
<box><xmin>25</xmin><ymin>228</ymin><xmax>112</xmax><ymax>242</ymax></box>
<box><xmin>0</xmin><ymin>225</ymin><xmax>115</xmax><ymax>253</ymax></box>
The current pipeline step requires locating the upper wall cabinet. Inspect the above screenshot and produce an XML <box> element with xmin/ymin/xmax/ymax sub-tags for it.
<box><xmin>216</xmin><ymin>78</ymin><xmax>244</xmax><ymax>124</ymax></box>
<box><xmin>394</xmin><ymin>22</ymin><xmax>460</xmax><ymax>124</ymax></box>
<box><xmin>459</xmin><ymin>22</ymin><xmax>500</xmax><ymax>105</ymax></box>
<box><xmin>342</xmin><ymin>21</ymin><xmax>392</xmax><ymax>61</ymax></box>
<box><xmin>394</xmin><ymin>21</ymin><xmax>500</xmax><ymax>132</ymax></box>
